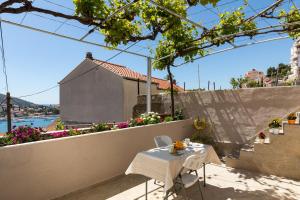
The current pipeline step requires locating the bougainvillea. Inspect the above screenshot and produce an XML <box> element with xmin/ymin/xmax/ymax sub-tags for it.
<box><xmin>6</xmin><ymin>126</ymin><xmax>41</xmax><ymax>145</ymax></box>
<box><xmin>49</xmin><ymin>130</ymin><xmax>69</xmax><ymax>138</ymax></box>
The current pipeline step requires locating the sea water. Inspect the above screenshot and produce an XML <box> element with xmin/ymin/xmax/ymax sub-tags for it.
<box><xmin>0</xmin><ymin>115</ymin><xmax>58</xmax><ymax>133</ymax></box>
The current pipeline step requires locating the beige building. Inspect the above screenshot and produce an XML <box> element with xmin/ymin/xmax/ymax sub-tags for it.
<box><xmin>288</xmin><ymin>38</ymin><xmax>300</xmax><ymax>83</ymax></box>
<box><xmin>245</xmin><ymin>68</ymin><xmax>265</xmax><ymax>82</ymax></box>
<box><xmin>59</xmin><ymin>53</ymin><xmax>183</xmax><ymax>124</ymax></box>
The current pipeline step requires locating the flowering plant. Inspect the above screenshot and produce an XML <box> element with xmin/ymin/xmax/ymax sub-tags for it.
<box><xmin>90</xmin><ymin>123</ymin><xmax>110</xmax><ymax>132</ymax></box>
<box><xmin>130</xmin><ymin>112</ymin><xmax>161</xmax><ymax>126</ymax></box>
<box><xmin>174</xmin><ymin>110</ymin><xmax>184</xmax><ymax>120</ymax></box>
<box><xmin>258</xmin><ymin>132</ymin><xmax>266</xmax><ymax>139</ymax></box>
<box><xmin>6</xmin><ymin>126</ymin><xmax>41</xmax><ymax>144</ymax></box>
<box><xmin>68</xmin><ymin>128</ymin><xmax>81</xmax><ymax>136</ymax></box>
<box><xmin>116</xmin><ymin>122</ymin><xmax>129</xmax><ymax>129</ymax></box>
<box><xmin>268</xmin><ymin>118</ymin><xmax>282</xmax><ymax>128</ymax></box>
<box><xmin>50</xmin><ymin>130</ymin><xmax>69</xmax><ymax>138</ymax></box>
<box><xmin>164</xmin><ymin>116</ymin><xmax>173</xmax><ymax>122</ymax></box>
<box><xmin>287</xmin><ymin>113</ymin><xmax>297</xmax><ymax>120</ymax></box>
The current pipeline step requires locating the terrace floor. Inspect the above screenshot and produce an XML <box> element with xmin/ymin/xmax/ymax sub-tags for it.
<box><xmin>55</xmin><ymin>164</ymin><xmax>300</xmax><ymax>200</ymax></box>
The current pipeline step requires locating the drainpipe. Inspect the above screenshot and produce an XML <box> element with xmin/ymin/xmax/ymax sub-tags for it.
<box><xmin>146</xmin><ymin>57</ymin><xmax>152</xmax><ymax>113</ymax></box>
<box><xmin>137</xmin><ymin>78</ymin><xmax>140</xmax><ymax>95</ymax></box>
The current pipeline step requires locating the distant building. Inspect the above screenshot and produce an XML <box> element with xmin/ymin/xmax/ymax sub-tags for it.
<box><xmin>244</xmin><ymin>68</ymin><xmax>265</xmax><ymax>83</ymax></box>
<box><xmin>288</xmin><ymin>38</ymin><xmax>300</xmax><ymax>83</ymax></box>
<box><xmin>59</xmin><ymin>53</ymin><xmax>184</xmax><ymax>124</ymax></box>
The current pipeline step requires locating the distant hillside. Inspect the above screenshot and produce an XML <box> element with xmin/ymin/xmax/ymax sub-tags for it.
<box><xmin>0</xmin><ymin>93</ymin><xmax>39</xmax><ymax>108</ymax></box>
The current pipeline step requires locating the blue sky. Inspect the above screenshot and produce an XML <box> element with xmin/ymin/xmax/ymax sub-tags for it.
<box><xmin>0</xmin><ymin>0</ymin><xmax>298</xmax><ymax>104</ymax></box>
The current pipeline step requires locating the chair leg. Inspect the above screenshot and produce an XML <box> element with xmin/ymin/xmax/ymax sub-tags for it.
<box><xmin>172</xmin><ymin>186</ymin><xmax>177</xmax><ymax>198</ymax></box>
<box><xmin>182</xmin><ymin>187</ymin><xmax>189</xmax><ymax>200</ymax></box>
<box><xmin>197</xmin><ymin>180</ymin><xmax>204</xmax><ymax>200</ymax></box>
<box><xmin>179</xmin><ymin>177</ymin><xmax>189</xmax><ymax>200</ymax></box>
<box><xmin>195</xmin><ymin>170</ymin><xmax>204</xmax><ymax>200</ymax></box>
<box><xmin>164</xmin><ymin>190</ymin><xmax>169</xmax><ymax>200</ymax></box>
<box><xmin>203</xmin><ymin>163</ymin><xmax>206</xmax><ymax>187</ymax></box>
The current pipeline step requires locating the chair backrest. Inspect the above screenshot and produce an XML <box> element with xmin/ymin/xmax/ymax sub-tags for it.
<box><xmin>183</xmin><ymin>152</ymin><xmax>207</xmax><ymax>171</ymax></box>
<box><xmin>154</xmin><ymin>135</ymin><xmax>173</xmax><ymax>147</ymax></box>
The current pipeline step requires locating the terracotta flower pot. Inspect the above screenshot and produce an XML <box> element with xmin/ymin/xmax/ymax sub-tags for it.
<box><xmin>288</xmin><ymin>120</ymin><xmax>296</xmax><ymax>124</ymax></box>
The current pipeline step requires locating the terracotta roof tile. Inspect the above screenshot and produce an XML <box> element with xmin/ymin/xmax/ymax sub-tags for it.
<box><xmin>92</xmin><ymin>59</ymin><xmax>184</xmax><ymax>92</ymax></box>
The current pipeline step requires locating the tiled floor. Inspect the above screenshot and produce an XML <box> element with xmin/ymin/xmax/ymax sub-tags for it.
<box><xmin>55</xmin><ymin>164</ymin><xmax>300</xmax><ymax>200</ymax></box>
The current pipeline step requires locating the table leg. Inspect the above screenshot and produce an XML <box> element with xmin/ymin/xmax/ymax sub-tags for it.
<box><xmin>164</xmin><ymin>190</ymin><xmax>169</xmax><ymax>200</ymax></box>
<box><xmin>203</xmin><ymin>163</ymin><xmax>206</xmax><ymax>187</ymax></box>
<box><xmin>145</xmin><ymin>179</ymin><xmax>148</xmax><ymax>200</ymax></box>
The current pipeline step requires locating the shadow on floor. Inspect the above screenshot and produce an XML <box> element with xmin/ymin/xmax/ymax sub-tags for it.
<box><xmin>54</xmin><ymin>174</ymin><xmax>148</xmax><ymax>200</ymax></box>
<box><xmin>54</xmin><ymin>165</ymin><xmax>300</xmax><ymax>200</ymax></box>
<box><xmin>181</xmin><ymin>184</ymin><xmax>297</xmax><ymax>200</ymax></box>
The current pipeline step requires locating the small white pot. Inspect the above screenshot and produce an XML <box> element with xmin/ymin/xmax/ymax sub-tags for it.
<box><xmin>269</xmin><ymin>128</ymin><xmax>274</xmax><ymax>133</ymax></box>
<box><xmin>259</xmin><ymin>139</ymin><xmax>265</xmax><ymax>144</ymax></box>
<box><xmin>273</xmin><ymin>128</ymin><xmax>279</xmax><ymax>135</ymax></box>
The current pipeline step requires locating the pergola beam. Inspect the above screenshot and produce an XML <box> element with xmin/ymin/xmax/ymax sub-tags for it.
<box><xmin>0</xmin><ymin>18</ymin><xmax>152</xmax><ymax>59</ymax></box>
<box><xmin>149</xmin><ymin>0</ymin><xmax>207</xmax><ymax>30</ymax></box>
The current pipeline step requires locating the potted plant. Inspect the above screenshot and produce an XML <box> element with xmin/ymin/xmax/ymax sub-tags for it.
<box><xmin>268</xmin><ymin>118</ymin><xmax>282</xmax><ymax>134</ymax></box>
<box><xmin>258</xmin><ymin>132</ymin><xmax>266</xmax><ymax>144</ymax></box>
<box><xmin>287</xmin><ymin>113</ymin><xmax>297</xmax><ymax>124</ymax></box>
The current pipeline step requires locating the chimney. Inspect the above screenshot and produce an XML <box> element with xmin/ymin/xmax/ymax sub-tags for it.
<box><xmin>86</xmin><ymin>52</ymin><xmax>93</xmax><ymax>60</ymax></box>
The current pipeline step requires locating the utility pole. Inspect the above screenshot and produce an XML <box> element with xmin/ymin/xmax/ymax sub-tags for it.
<box><xmin>6</xmin><ymin>92</ymin><xmax>11</xmax><ymax>133</ymax></box>
<box><xmin>183</xmin><ymin>82</ymin><xmax>186</xmax><ymax>91</ymax></box>
<box><xmin>275</xmin><ymin>68</ymin><xmax>279</xmax><ymax>86</ymax></box>
<box><xmin>137</xmin><ymin>78</ymin><xmax>140</xmax><ymax>95</ymax></box>
<box><xmin>208</xmin><ymin>81</ymin><xmax>210</xmax><ymax>91</ymax></box>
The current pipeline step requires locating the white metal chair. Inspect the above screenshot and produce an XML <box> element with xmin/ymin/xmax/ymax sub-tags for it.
<box><xmin>175</xmin><ymin>153</ymin><xmax>207</xmax><ymax>200</ymax></box>
<box><xmin>154</xmin><ymin>135</ymin><xmax>173</xmax><ymax>148</ymax></box>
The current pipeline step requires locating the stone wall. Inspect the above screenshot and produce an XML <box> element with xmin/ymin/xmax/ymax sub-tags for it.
<box><xmin>134</xmin><ymin>86</ymin><xmax>300</xmax><ymax>144</ymax></box>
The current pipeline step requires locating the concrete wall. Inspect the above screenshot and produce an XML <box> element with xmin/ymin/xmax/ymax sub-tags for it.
<box><xmin>227</xmin><ymin>124</ymin><xmax>300</xmax><ymax>180</ymax></box>
<box><xmin>135</xmin><ymin>86</ymin><xmax>300</xmax><ymax>144</ymax></box>
<box><xmin>0</xmin><ymin>119</ymin><xmax>193</xmax><ymax>200</ymax></box>
<box><xmin>60</xmin><ymin>59</ymin><xmax>124</xmax><ymax>123</ymax></box>
<box><xmin>123</xmin><ymin>79</ymin><xmax>161</xmax><ymax>120</ymax></box>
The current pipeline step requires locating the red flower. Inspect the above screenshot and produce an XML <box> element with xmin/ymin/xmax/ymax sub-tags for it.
<box><xmin>258</xmin><ymin>132</ymin><xmax>266</xmax><ymax>139</ymax></box>
<box><xmin>135</xmin><ymin>118</ymin><xmax>144</xmax><ymax>124</ymax></box>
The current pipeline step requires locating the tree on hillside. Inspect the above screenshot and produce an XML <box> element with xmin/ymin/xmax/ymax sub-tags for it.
<box><xmin>230</xmin><ymin>78</ymin><xmax>239</xmax><ymax>89</ymax></box>
<box><xmin>277</xmin><ymin>63</ymin><xmax>291</xmax><ymax>78</ymax></box>
<box><xmin>230</xmin><ymin>77</ymin><xmax>250</xmax><ymax>89</ymax></box>
<box><xmin>266</xmin><ymin>67</ymin><xmax>277</xmax><ymax>77</ymax></box>
<box><xmin>266</xmin><ymin>63</ymin><xmax>291</xmax><ymax>78</ymax></box>
<box><xmin>246</xmin><ymin>80</ymin><xmax>261</xmax><ymax>88</ymax></box>
<box><xmin>0</xmin><ymin>0</ymin><xmax>299</xmax><ymax>117</ymax></box>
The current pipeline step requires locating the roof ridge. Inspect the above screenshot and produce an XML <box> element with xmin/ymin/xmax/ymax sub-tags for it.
<box><xmin>92</xmin><ymin>58</ymin><xmax>127</xmax><ymax>68</ymax></box>
<box><xmin>91</xmin><ymin>58</ymin><xmax>183</xmax><ymax>91</ymax></box>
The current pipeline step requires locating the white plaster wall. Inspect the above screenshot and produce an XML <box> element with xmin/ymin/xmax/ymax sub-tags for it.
<box><xmin>0</xmin><ymin>119</ymin><xmax>193</xmax><ymax>200</ymax></box>
<box><xmin>60</xmin><ymin>59</ymin><xmax>124</xmax><ymax>123</ymax></box>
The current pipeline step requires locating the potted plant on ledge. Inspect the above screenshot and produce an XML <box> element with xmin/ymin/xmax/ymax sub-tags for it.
<box><xmin>268</xmin><ymin>118</ymin><xmax>282</xmax><ymax>135</ymax></box>
<box><xmin>258</xmin><ymin>132</ymin><xmax>266</xmax><ymax>144</ymax></box>
<box><xmin>287</xmin><ymin>113</ymin><xmax>297</xmax><ymax>124</ymax></box>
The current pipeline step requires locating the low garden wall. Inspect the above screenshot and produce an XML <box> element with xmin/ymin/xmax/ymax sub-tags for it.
<box><xmin>0</xmin><ymin>119</ymin><xmax>193</xmax><ymax>200</ymax></box>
